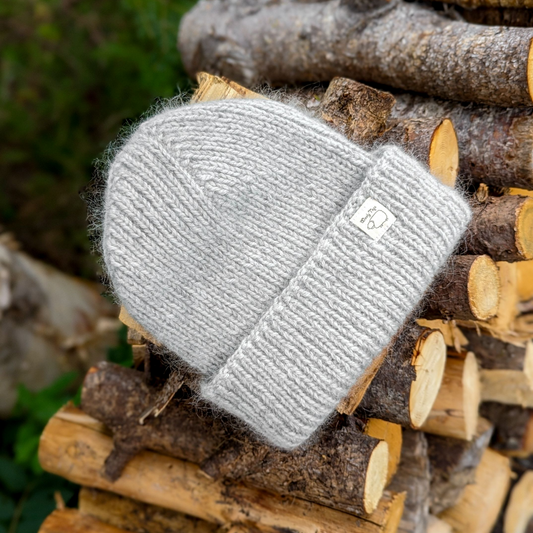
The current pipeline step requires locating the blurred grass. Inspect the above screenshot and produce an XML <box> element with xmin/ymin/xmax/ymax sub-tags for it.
<box><xmin>0</xmin><ymin>0</ymin><xmax>195</xmax><ymax>277</ymax></box>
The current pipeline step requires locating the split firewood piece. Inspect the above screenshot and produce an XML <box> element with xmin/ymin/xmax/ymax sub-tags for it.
<box><xmin>78</xmin><ymin>487</ymin><xmax>220</xmax><ymax>533</ymax></box>
<box><xmin>380</xmin><ymin>117</ymin><xmax>459</xmax><ymax>188</ymax></box>
<box><xmin>391</xmin><ymin>94</ymin><xmax>533</xmax><ymax>190</ymax></box>
<box><xmin>387</xmin><ymin>429</ymin><xmax>431</xmax><ymax>533</ymax></box>
<box><xmin>480</xmin><ymin>403</ymin><xmax>533</xmax><ymax>457</ymax></box>
<box><xmin>502</xmin><ymin>471</ymin><xmax>533</xmax><ymax>533</ymax></box>
<box><xmin>39</xmin><ymin>407</ymin><xmax>404</xmax><ymax>533</ymax></box>
<box><xmin>421</xmin><ymin>256</ymin><xmax>500</xmax><ymax>321</ymax></box>
<box><xmin>81</xmin><ymin>363</ymin><xmax>389</xmax><ymax>516</ymax></box>
<box><xmin>416</xmin><ymin>319</ymin><xmax>468</xmax><ymax>351</ymax></box>
<box><xmin>38</xmin><ymin>508</ymin><xmax>130</xmax><ymax>533</ymax></box>
<box><xmin>480</xmin><ymin>367</ymin><xmax>533</xmax><ymax>407</ymax></box>
<box><xmin>437</xmin><ymin>449</ymin><xmax>512</xmax><ymax>533</ymax></box>
<box><xmin>422</xmin><ymin>352</ymin><xmax>481</xmax><ymax>441</ymax></box>
<box><xmin>426</xmin><ymin>418</ymin><xmax>494</xmax><ymax>514</ymax></box>
<box><xmin>354</xmin><ymin>324</ymin><xmax>447</xmax><ymax>429</ymax></box>
<box><xmin>178</xmin><ymin>0</ymin><xmax>533</xmax><ymax>107</ymax></box>
<box><xmin>118</xmin><ymin>307</ymin><xmax>159</xmax><ymax>346</ymax></box>
<box><xmin>318</xmin><ymin>77</ymin><xmax>395</xmax><ymax>146</ymax></box>
<box><xmin>462</xmin><ymin>196</ymin><xmax>533</xmax><ymax>262</ymax></box>
<box><xmin>191</xmin><ymin>72</ymin><xmax>264</xmax><ymax>103</ymax></box>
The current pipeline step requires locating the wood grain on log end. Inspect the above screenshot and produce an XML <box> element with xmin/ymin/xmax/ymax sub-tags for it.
<box><xmin>38</xmin><ymin>509</ymin><xmax>129</xmax><ymax>533</ymax></box>
<box><xmin>364</xmin><ymin>440</ymin><xmax>389</xmax><ymax>514</ymax></box>
<box><xmin>438</xmin><ymin>449</ymin><xmax>511</xmax><ymax>533</ymax></box>
<box><xmin>424</xmin><ymin>255</ymin><xmax>500</xmax><ymax>321</ymax></box>
<box><xmin>410</xmin><ymin>329</ymin><xmax>447</xmax><ymax>428</ymax></box>
<box><xmin>422</xmin><ymin>352</ymin><xmax>480</xmax><ymax>441</ymax></box>
<box><xmin>429</xmin><ymin>118</ymin><xmax>459</xmax><ymax>188</ymax></box>
<box><xmin>466</xmin><ymin>196</ymin><xmax>533</xmax><ymax>262</ymax></box>
<box><xmin>468</xmin><ymin>256</ymin><xmax>501</xmax><ymax>320</ymax></box>
<box><xmin>517</xmin><ymin>197</ymin><xmax>533</xmax><ymax>259</ymax></box>
<box><xmin>355</xmin><ymin>326</ymin><xmax>446</xmax><ymax>428</ymax></box>
<box><xmin>504</xmin><ymin>471</ymin><xmax>533</xmax><ymax>533</ymax></box>
<box><xmin>364</xmin><ymin>419</ymin><xmax>402</xmax><ymax>485</ymax></box>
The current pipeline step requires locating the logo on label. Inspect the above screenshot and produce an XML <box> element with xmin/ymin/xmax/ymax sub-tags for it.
<box><xmin>350</xmin><ymin>198</ymin><xmax>396</xmax><ymax>242</ymax></box>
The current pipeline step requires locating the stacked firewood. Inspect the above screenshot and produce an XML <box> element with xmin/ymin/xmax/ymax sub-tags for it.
<box><xmin>36</xmin><ymin>1</ymin><xmax>533</xmax><ymax>530</ymax></box>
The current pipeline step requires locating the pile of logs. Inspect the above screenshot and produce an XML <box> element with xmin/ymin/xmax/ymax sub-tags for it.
<box><xmin>36</xmin><ymin>0</ymin><xmax>533</xmax><ymax>530</ymax></box>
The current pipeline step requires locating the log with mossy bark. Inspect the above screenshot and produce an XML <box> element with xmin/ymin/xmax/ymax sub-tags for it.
<box><xmin>421</xmin><ymin>352</ymin><xmax>481</xmax><ymax>441</ymax></box>
<box><xmin>354</xmin><ymin>324</ymin><xmax>446</xmax><ymax>429</ymax></box>
<box><xmin>39</xmin><ymin>405</ymin><xmax>405</xmax><ymax>533</ymax></box>
<box><xmin>179</xmin><ymin>0</ymin><xmax>533</xmax><ymax>107</ymax></box>
<box><xmin>81</xmin><ymin>362</ymin><xmax>390</xmax><ymax>516</ymax></box>
<box><xmin>391</xmin><ymin>93</ymin><xmax>533</xmax><ymax>190</ymax></box>
<box><xmin>426</xmin><ymin>418</ymin><xmax>493</xmax><ymax>514</ymax></box>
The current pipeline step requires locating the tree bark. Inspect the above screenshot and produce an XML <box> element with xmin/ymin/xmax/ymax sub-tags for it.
<box><xmin>387</xmin><ymin>429</ymin><xmax>430</xmax><ymax>533</ymax></box>
<box><xmin>458</xmin><ymin>6</ymin><xmax>533</xmax><ymax>26</ymax></box>
<box><xmin>426</xmin><ymin>418</ymin><xmax>493</xmax><ymax>514</ymax></box>
<box><xmin>391</xmin><ymin>93</ymin><xmax>533</xmax><ymax>190</ymax></box>
<box><xmin>422</xmin><ymin>256</ymin><xmax>500</xmax><ymax>321</ymax></box>
<box><xmin>463</xmin><ymin>330</ymin><xmax>533</xmax><ymax>377</ymax></box>
<box><xmin>318</xmin><ymin>76</ymin><xmax>395</xmax><ymax>146</ymax></box>
<box><xmin>437</xmin><ymin>449</ymin><xmax>512</xmax><ymax>533</ymax></box>
<box><xmin>81</xmin><ymin>362</ymin><xmax>389</xmax><ymax>516</ymax></box>
<box><xmin>78</xmin><ymin>487</ymin><xmax>221</xmax><ymax>533</ymax></box>
<box><xmin>421</xmin><ymin>352</ymin><xmax>481</xmax><ymax>441</ymax></box>
<box><xmin>178</xmin><ymin>0</ymin><xmax>533</xmax><ymax>107</ymax></box>
<box><xmin>380</xmin><ymin>117</ymin><xmax>459</xmax><ymax>188</ymax></box>
<box><xmin>39</xmin><ymin>406</ymin><xmax>404</xmax><ymax>533</ymax></box>
<box><xmin>461</xmin><ymin>196</ymin><xmax>533</xmax><ymax>262</ymax></box>
<box><xmin>480</xmin><ymin>403</ymin><xmax>533</xmax><ymax>456</ymax></box>
<box><xmin>355</xmin><ymin>324</ymin><xmax>446</xmax><ymax>428</ymax></box>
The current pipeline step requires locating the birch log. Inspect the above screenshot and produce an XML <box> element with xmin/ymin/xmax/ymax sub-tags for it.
<box><xmin>178</xmin><ymin>0</ymin><xmax>533</xmax><ymax>107</ymax></box>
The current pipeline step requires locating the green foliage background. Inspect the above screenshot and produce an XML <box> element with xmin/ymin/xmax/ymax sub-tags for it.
<box><xmin>0</xmin><ymin>0</ymin><xmax>195</xmax><ymax>277</ymax></box>
<box><xmin>0</xmin><ymin>0</ymin><xmax>195</xmax><ymax>530</ymax></box>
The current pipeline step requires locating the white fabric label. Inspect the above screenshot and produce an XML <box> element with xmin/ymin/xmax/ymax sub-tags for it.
<box><xmin>350</xmin><ymin>198</ymin><xmax>396</xmax><ymax>242</ymax></box>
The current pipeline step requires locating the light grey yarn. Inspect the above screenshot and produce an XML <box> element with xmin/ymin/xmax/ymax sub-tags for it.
<box><xmin>103</xmin><ymin>98</ymin><xmax>472</xmax><ymax>449</ymax></box>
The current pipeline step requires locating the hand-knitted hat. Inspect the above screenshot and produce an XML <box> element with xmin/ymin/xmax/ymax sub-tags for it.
<box><xmin>103</xmin><ymin>98</ymin><xmax>471</xmax><ymax>449</ymax></box>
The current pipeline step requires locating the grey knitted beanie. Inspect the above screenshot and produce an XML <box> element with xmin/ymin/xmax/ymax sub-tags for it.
<box><xmin>103</xmin><ymin>98</ymin><xmax>472</xmax><ymax>449</ymax></box>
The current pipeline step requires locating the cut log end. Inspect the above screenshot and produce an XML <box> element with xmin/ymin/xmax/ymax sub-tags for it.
<box><xmin>468</xmin><ymin>255</ymin><xmax>501</xmax><ymax>321</ymax></box>
<box><xmin>517</xmin><ymin>197</ymin><xmax>533</xmax><ymax>259</ymax></box>
<box><xmin>364</xmin><ymin>440</ymin><xmax>389</xmax><ymax>514</ymax></box>
<box><xmin>429</xmin><ymin>118</ymin><xmax>459</xmax><ymax>188</ymax></box>
<box><xmin>410</xmin><ymin>330</ymin><xmax>447</xmax><ymax>428</ymax></box>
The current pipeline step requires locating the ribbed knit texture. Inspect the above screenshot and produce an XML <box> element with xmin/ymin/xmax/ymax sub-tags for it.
<box><xmin>103</xmin><ymin>98</ymin><xmax>472</xmax><ymax>449</ymax></box>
